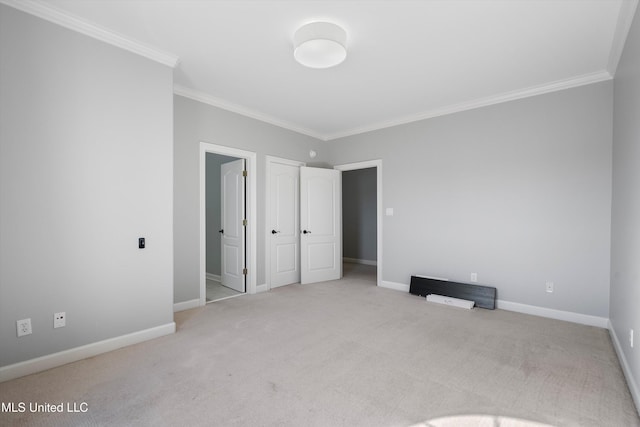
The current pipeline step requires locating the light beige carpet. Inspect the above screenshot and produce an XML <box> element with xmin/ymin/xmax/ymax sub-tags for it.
<box><xmin>1</xmin><ymin>266</ymin><xmax>638</xmax><ymax>426</ymax></box>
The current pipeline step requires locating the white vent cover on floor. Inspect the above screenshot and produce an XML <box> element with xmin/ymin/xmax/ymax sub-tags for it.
<box><xmin>426</xmin><ymin>294</ymin><xmax>475</xmax><ymax>309</ymax></box>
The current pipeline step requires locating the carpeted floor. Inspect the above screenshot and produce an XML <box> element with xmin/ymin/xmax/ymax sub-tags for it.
<box><xmin>1</xmin><ymin>265</ymin><xmax>638</xmax><ymax>426</ymax></box>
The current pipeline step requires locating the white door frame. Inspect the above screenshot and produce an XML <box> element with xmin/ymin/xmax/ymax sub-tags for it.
<box><xmin>334</xmin><ymin>160</ymin><xmax>383</xmax><ymax>287</ymax></box>
<box><xmin>200</xmin><ymin>142</ymin><xmax>257</xmax><ymax>306</ymax></box>
<box><xmin>265</xmin><ymin>156</ymin><xmax>305</xmax><ymax>290</ymax></box>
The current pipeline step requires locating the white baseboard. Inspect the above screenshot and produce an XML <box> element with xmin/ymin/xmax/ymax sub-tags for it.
<box><xmin>609</xmin><ymin>320</ymin><xmax>640</xmax><ymax>415</ymax></box>
<box><xmin>0</xmin><ymin>322</ymin><xmax>176</xmax><ymax>383</ymax></box>
<box><xmin>377</xmin><ymin>280</ymin><xmax>608</xmax><ymax>328</ymax></box>
<box><xmin>343</xmin><ymin>257</ymin><xmax>377</xmax><ymax>266</ymax></box>
<box><xmin>173</xmin><ymin>298</ymin><xmax>201</xmax><ymax>312</ymax></box>
<box><xmin>256</xmin><ymin>283</ymin><xmax>268</xmax><ymax>293</ymax></box>
<box><xmin>206</xmin><ymin>273</ymin><xmax>221</xmax><ymax>282</ymax></box>
<box><xmin>496</xmin><ymin>299</ymin><xmax>609</xmax><ymax>328</ymax></box>
<box><xmin>380</xmin><ymin>281</ymin><xmax>410</xmax><ymax>292</ymax></box>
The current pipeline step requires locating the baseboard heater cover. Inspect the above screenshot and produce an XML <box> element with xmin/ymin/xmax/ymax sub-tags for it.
<box><xmin>410</xmin><ymin>275</ymin><xmax>497</xmax><ymax>309</ymax></box>
<box><xmin>427</xmin><ymin>294</ymin><xmax>475</xmax><ymax>309</ymax></box>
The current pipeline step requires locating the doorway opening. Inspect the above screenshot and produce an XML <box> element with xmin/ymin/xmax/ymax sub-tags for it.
<box><xmin>199</xmin><ymin>142</ymin><xmax>257</xmax><ymax>306</ymax></box>
<box><xmin>205</xmin><ymin>153</ymin><xmax>243</xmax><ymax>303</ymax></box>
<box><xmin>334</xmin><ymin>160</ymin><xmax>382</xmax><ymax>287</ymax></box>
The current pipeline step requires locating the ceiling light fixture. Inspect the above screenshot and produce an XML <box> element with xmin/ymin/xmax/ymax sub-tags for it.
<box><xmin>294</xmin><ymin>22</ymin><xmax>347</xmax><ymax>69</ymax></box>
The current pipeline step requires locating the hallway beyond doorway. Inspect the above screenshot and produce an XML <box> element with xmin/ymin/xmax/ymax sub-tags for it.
<box><xmin>342</xmin><ymin>261</ymin><xmax>376</xmax><ymax>283</ymax></box>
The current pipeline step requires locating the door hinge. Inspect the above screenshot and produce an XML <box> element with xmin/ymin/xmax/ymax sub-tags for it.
<box><xmin>242</xmin><ymin>219</ymin><xmax>247</xmax><ymax>227</ymax></box>
<box><xmin>242</xmin><ymin>170</ymin><xmax>247</xmax><ymax>177</ymax></box>
<box><xmin>243</xmin><ymin>268</ymin><xmax>248</xmax><ymax>275</ymax></box>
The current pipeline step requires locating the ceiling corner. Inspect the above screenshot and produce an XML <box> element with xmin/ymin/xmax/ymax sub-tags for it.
<box><xmin>607</xmin><ymin>0</ymin><xmax>639</xmax><ymax>76</ymax></box>
<box><xmin>173</xmin><ymin>85</ymin><xmax>327</xmax><ymax>141</ymax></box>
<box><xmin>0</xmin><ymin>0</ymin><xmax>180</xmax><ymax>68</ymax></box>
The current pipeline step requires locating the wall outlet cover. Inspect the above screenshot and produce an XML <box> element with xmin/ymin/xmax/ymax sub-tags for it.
<box><xmin>17</xmin><ymin>318</ymin><xmax>32</xmax><ymax>337</ymax></box>
<box><xmin>54</xmin><ymin>312</ymin><xmax>66</xmax><ymax>328</ymax></box>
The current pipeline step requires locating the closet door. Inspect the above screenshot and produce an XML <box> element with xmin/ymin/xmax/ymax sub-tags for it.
<box><xmin>269</xmin><ymin>162</ymin><xmax>300</xmax><ymax>288</ymax></box>
<box><xmin>300</xmin><ymin>167</ymin><xmax>342</xmax><ymax>284</ymax></box>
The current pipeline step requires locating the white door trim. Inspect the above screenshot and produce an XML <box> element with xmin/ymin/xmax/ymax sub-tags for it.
<box><xmin>334</xmin><ymin>160</ymin><xmax>383</xmax><ymax>287</ymax></box>
<box><xmin>265</xmin><ymin>156</ymin><xmax>305</xmax><ymax>290</ymax></box>
<box><xmin>200</xmin><ymin>142</ymin><xmax>257</xmax><ymax>306</ymax></box>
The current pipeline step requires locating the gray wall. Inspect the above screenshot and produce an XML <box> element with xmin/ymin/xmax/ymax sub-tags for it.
<box><xmin>206</xmin><ymin>153</ymin><xmax>238</xmax><ymax>276</ymax></box>
<box><xmin>611</xmin><ymin>5</ymin><xmax>640</xmax><ymax>405</ymax></box>
<box><xmin>328</xmin><ymin>82</ymin><xmax>613</xmax><ymax>318</ymax></box>
<box><xmin>0</xmin><ymin>6</ymin><xmax>174</xmax><ymax>366</ymax></box>
<box><xmin>174</xmin><ymin>95</ymin><xmax>327</xmax><ymax>303</ymax></box>
<box><xmin>342</xmin><ymin>168</ymin><xmax>377</xmax><ymax>262</ymax></box>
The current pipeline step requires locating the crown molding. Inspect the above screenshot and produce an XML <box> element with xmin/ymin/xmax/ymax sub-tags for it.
<box><xmin>0</xmin><ymin>0</ymin><xmax>180</xmax><ymax>68</ymax></box>
<box><xmin>607</xmin><ymin>0</ymin><xmax>639</xmax><ymax>76</ymax></box>
<box><xmin>174</xmin><ymin>85</ymin><xmax>325</xmax><ymax>141</ymax></box>
<box><xmin>324</xmin><ymin>70</ymin><xmax>613</xmax><ymax>141</ymax></box>
<box><xmin>178</xmin><ymin>69</ymin><xmax>612</xmax><ymax>142</ymax></box>
<box><xmin>1</xmin><ymin>0</ymin><xmax>626</xmax><ymax>142</ymax></box>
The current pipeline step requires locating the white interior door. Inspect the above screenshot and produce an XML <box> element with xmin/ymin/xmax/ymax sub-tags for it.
<box><xmin>270</xmin><ymin>162</ymin><xmax>300</xmax><ymax>288</ymax></box>
<box><xmin>221</xmin><ymin>159</ymin><xmax>245</xmax><ymax>292</ymax></box>
<box><xmin>300</xmin><ymin>167</ymin><xmax>342</xmax><ymax>284</ymax></box>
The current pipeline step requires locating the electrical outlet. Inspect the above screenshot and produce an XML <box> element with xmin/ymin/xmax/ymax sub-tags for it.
<box><xmin>630</xmin><ymin>329</ymin><xmax>634</xmax><ymax>348</ymax></box>
<box><xmin>54</xmin><ymin>312</ymin><xmax>66</xmax><ymax>329</ymax></box>
<box><xmin>470</xmin><ymin>273</ymin><xmax>478</xmax><ymax>283</ymax></box>
<box><xmin>16</xmin><ymin>318</ymin><xmax>32</xmax><ymax>337</ymax></box>
<box><xmin>546</xmin><ymin>281</ymin><xmax>554</xmax><ymax>293</ymax></box>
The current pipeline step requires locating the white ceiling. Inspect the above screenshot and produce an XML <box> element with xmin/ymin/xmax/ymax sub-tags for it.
<box><xmin>9</xmin><ymin>0</ymin><xmax>638</xmax><ymax>140</ymax></box>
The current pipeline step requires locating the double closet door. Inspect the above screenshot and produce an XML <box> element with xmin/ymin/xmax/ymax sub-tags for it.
<box><xmin>270</xmin><ymin>165</ymin><xmax>341</xmax><ymax>287</ymax></box>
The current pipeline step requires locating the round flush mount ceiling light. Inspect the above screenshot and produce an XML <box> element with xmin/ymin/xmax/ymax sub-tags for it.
<box><xmin>294</xmin><ymin>22</ymin><xmax>347</xmax><ymax>69</ymax></box>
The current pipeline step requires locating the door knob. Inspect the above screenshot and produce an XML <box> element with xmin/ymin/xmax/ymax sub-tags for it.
<box><xmin>302</xmin><ymin>230</ymin><xmax>311</xmax><ymax>234</ymax></box>
<box><xmin>271</xmin><ymin>230</ymin><xmax>280</xmax><ymax>234</ymax></box>
<box><xmin>218</xmin><ymin>229</ymin><xmax>224</xmax><ymax>233</ymax></box>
